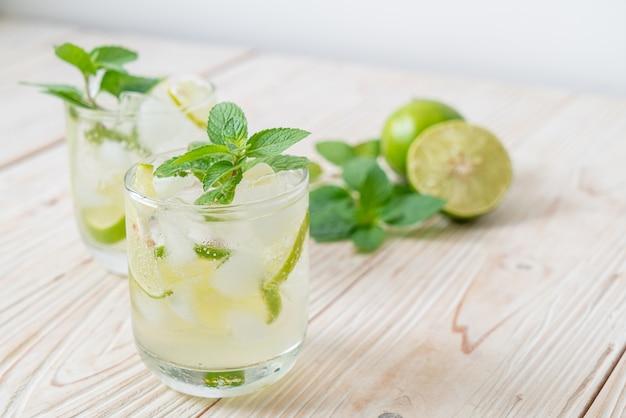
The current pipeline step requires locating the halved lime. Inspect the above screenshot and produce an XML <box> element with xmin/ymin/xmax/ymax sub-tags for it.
<box><xmin>83</xmin><ymin>206</ymin><xmax>126</xmax><ymax>244</ymax></box>
<box><xmin>166</xmin><ymin>75</ymin><xmax>216</xmax><ymax>128</ymax></box>
<box><xmin>406</xmin><ymin>120</ymin><xmax>512</xmax><ymax>219</ymax></box>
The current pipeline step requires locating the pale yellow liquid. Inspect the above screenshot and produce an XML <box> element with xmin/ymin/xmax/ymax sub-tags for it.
<box><xmin>127</xmin><ymin>189</ymin><xmax>309</xmax><ymax>371</ymax></box>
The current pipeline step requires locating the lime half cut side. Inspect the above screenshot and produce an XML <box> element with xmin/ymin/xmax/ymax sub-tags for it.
<box><xmin>406</xmin><ymin>120</ymin><xmax>512</xmax><ymax>219</ymax></box>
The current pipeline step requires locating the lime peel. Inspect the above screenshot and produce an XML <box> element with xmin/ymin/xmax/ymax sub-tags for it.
<box><xmin>261</xmin><ymin>212</ymin><xmax>309</xmax><ymax>324</ymax></box>
<box><xmin>83</xmin><ymin>209</ymin><xmax>126</xmax><ymax>244</ymax></box>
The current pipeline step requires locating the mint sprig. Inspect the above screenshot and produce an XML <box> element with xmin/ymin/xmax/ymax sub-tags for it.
<box><xmin>21</xmin><ymin>42</ymin><xmax>161</xmax><ymax>109</ymax></box>
<box><xmin>155</xmin><ymin>102</ymin><xmax>311</xmax><ymax>205</ymax></box>
<box><xmin>310</xmin><ymin>139</ymin><xmax>445</xmax><ymax>252</ymax></box>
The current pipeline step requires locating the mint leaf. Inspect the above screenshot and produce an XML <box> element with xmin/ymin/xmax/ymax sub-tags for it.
<box><xmin>193</xmin><ymin>244</ymin><xmax>231</xmax><ymax>261</ymax></box>
<box><xmin>310</xmin><ymin>185</ymin><xmax>357</xmax><ymax>242</ymax></box>
<box><xmin>84</xmin><ymin>122</ymin><xmax>148</xmax><ymax>154</ymax></box>
<box><xmin>195</xmin><ymin>170</ymin><xmax>242</xmax><ymax>205</ymax></box>
<box><xmin>24</xmin><ymin>42</ymin><xmax>161</xmax><ymax>110</ymax></box>
<box><xmin>250</xmin><ymin>155</ymin><xmax>311</xmax><ymax>172</ymax></box>
<box><xmin>205</xmin><ymin>370</ymin><xmax>245</xmax><ymax>387</ymax></box>
<box><xmin>342</xmin><ymin>157</ymin><xmax>378</xmax><ymax>190</ymax></box>
<box><xmin>223</xmin><ymin>116</ymin><xmax>248</xmax><ymax>146</ymax></box>
<box><xmin>170</xmin><ymin>144</ymin><xmax>230</xmax><ymax>165</ymax></box>
<box><xmin>21</xmin><ymin>83</ymin><xmax>95</xmax><ymax>108</ymax></box>
<box><xmin>381</xmin><ymin>194</ymin><xmax>446</xmax><ymax>226</ymax></box>
<box><xmin>207</xmin><ymin>102</ymin><xmax>248</xmax><ymax>145</ymax></box>
<box><xmin>202</xmin><ymin>160</ymin><xmax>236</xmax><ymax>190</ymax></box>
<box><xmin>315</xmin><ymin>141</ymin><xmax>356</xmax><ymax>166</ymax></box>
<box><xmin>90</xmin><ymin>46</ymin><xmax>138</xmax><ymax>72</ymax></box>
<box><xmin>351</xmin><ymin>225</ymin><xmax>385</xmax><ymax>252</ymax></box>
<box><xmin>154</xmin><ymin>102</ymin><xmax>309</xmax><ymax>206</ymax></box>
<box><xmin>99</xmin><ymin>70</ymin><xmax>161</xmax><ymax>97</ymax></box>
<box><xmin>353</xmin><ymin>139</ymin><xmax>380</xmax><ymax>158</ymax></box>
<box><xmin>54</xmin><ymin>43</ymin><xmax>96</xmax><ymax>77</ymax></box>
<box><xmin>247</xmin><ymin>128</ymin><xmax>310</xmax><ymax>157</ymax></box>
<box><xmin>357</xmin><ymin>163</ymin><xmax>392</xmax><ymax>226</ymax></box>
<box><xmin>154</xmin><ymin>246</ymin><xmax>165</xmax><ymax>259</ymax></box>
<box><xmin>154</xmin><ymin>154</ymin><xmax>224</xmax><ymax>178</ymax></box>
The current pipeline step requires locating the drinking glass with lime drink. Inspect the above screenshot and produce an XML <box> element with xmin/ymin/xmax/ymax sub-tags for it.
<box><xmin>124</xmin><ymin>102</ymin><xmax>311</xmax><ymax>397</ymax></box>
<box><xmin>24</xmin><ymin>43</ymin><xmax>217</xmax><ymax>274</ymax></box>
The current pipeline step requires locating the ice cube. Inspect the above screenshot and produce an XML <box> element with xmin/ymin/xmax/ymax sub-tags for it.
<box><xmin>153</xmin><ymin>175</ymin><xmax>197</xmax><ymax>200</ymax></box>
<box><xmin>158</xmin><ymin>210</ymin><xmax>196</xmax><ymax>266</ymax></box>
<box><xmin>134</xmin><ymin>95</ymin><xmax>188</xmax><ymax>153</ymax></box>
<box><xmin>225</xmin><ymin>309</ymin><xmax>270</xmax><ymax>341</ymax></box>
<box><xmin>118</xmin><ymin>91</ymin><xmax>147</xmax><ymax>115</ymax></box>
<box><xmin>96</xmin><ymin>140</ymin><xmax>134</xmax><ymax>172</ymax></box>
<box><xmin>211</xmin><ymin>248</ymin><xmax>264</xmax><ymax>299</ymax></box>
<box><xmin>231</xmin><ymin>163</ymin><xmax>288</xmax><ymax>205</ymax></box>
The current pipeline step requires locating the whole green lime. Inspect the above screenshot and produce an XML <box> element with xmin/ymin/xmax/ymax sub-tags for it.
<box><xmin>381</xmin><ymin>99</ymin><xmax>463</xmax><ymax>176</ymax></box>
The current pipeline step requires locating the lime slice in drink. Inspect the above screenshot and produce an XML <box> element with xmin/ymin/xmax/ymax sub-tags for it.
<box><xmin>133</xmin><ymin>163</ymin><xmax>157</xmax><ymax>198</ymax></box>
<box><xmin>81</xmin><ymin>178</ymin><xmax>126</xmax><ymax>245</ymax></box>
<box><xmin>166</xmin><ymin>75</ymin><xmax>216</xmax><ymax>128</ymax></box>
<box><xmin>83</xmin><ymin>206</ymin><xmax>126</xmax><ymax>244</ymax></box>
<box><xmin>406</xmin><ymin>120</ymin><xmax>512</xmax><ymax>219</ymax></box>
<box><xmin>261</xmin><ymin>212</ymin><xmax>309</xmax><ymax>324</ymax></box>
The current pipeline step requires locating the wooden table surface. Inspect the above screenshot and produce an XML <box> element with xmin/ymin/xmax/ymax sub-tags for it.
<box><xmin>1</xmin><ymin>17</ymin><xmax>625</xmax><ymax>418</ymax></box>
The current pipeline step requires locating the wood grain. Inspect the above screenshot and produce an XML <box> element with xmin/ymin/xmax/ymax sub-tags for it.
<box><xmin>587</xmin><ymin>346</ymin><xmax>626</xmax><ymax>418</ymax></box>
<box><xmin>1</xmin><ymin>19</ymin><xmax>625</xmax><ymax>417</ymax></box>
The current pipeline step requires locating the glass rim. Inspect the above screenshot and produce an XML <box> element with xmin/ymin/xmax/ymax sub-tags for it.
<box><xmin>66</xmin><ymin>80</ymin><xmax>217</xmax><ymax>120</ymax></box>
<box><xmin>124</xmin><ymin>151</ymin><xmax>309</xmax><ymax>215</ymax></box>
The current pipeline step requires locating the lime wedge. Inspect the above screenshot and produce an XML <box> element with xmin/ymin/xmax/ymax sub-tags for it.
<box><xmin>261</xmin><ymin>212</ymin><xmax>309</xmax><ymax>324</ymax></box>
<box><xmin>166</xmin><ymin>75</ymin><xmax>216</xmax><ymax>128</ymax></box>
<box><xmin>129</xmin><ymin>269</ymin><xmax>173</xmax><ymax>299</ymax></box>
<box><xmin>133</xmin><ymin>163</ymin><xmax>157</xmax><ymax>198</ymax></box>
<box><xmin>406</xmin><ymin>120</ymin><xmax>512</xmax><ymax>219</ymax></box>
<box><xmin>83</xmin><ymin>207</ymin><xmax>126</xmax><ymax>244</ymax></box>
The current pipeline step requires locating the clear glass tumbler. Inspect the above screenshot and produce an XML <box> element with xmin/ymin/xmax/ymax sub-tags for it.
<box><xmin>65</xmin><ymin>85</ymin><xmax>216</xmax><ymax>274</ymax></box>
<box><xmin>124</xmin><ymin>154</ymin><xmax>309</xmax><ymax>397</ymax></box>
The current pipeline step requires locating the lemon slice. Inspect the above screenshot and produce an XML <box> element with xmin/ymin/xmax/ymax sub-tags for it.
<box><xmin>83</xmin><ymin>206</ymin><xmax>126</xmax><ymax>244</ymax></box>
<box><xmin>406</xmin><ymin>120</ymin><xmax>512</xmax><ymax>219</ymax></box>
<box><xmin>166</xmin><ymin>75</ymin><xmax>216</xmax><ymax>128</ymax></box>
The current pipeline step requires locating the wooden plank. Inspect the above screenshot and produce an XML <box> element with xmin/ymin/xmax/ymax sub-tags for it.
<box><xmin>0</xmin><ymin>17</ymin><xmax>252</xmax><ymax>168</ymax></box>
<box><xmin>586</xmin><ymin>349</ymin><xmax>626</xmax><ymax>417</ymax></box>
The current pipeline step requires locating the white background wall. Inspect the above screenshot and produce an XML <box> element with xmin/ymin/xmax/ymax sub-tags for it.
<box><xmin>2</xmin><ymin>0</ymin><xmax>625</xmax><ymax>97</ymax></box>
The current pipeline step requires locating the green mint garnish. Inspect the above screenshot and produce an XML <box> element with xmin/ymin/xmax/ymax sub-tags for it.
<box><xmin>154</xmin><ymin>246</ymin><xmax>165</xmax><ymax>259</ymax></box>
<box><xmin>21</xmin><ymin>42</ymin><xmax>161</xmax><ymax>110</ymax></box>
<box><xmin>155</xmin><ymin>102</ymin><xmax>311</xmax><ymax>205</ymax></box>
<box><xmin>193</xmin><ymin>244</ymin><xmax>231</xmax><ymax>263</ymax></box>
<box><xmin>84</xmin><ymin>122</ymin><xmax>148</xmax><ymax>154</ymax></box>
<box><xmin>309</xmin><ymin>139</ymin><xmax>446</xmax><ymax>252</ymax></box>
<box><xmin>204</xmin><ymin>370</ymin><xmax>245</xmax><ymax>387</ymax></box>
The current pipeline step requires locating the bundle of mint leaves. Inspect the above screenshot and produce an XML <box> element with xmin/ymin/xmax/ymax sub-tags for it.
<box><xmin>22</xmin><ymin>42</ymin><xmax>161</xmax><ymax>109</ymax></box>
<box><xmin>309</xmin><ymin>139</ymin><xmax>445</xmax><ymax>252</ymax></box>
